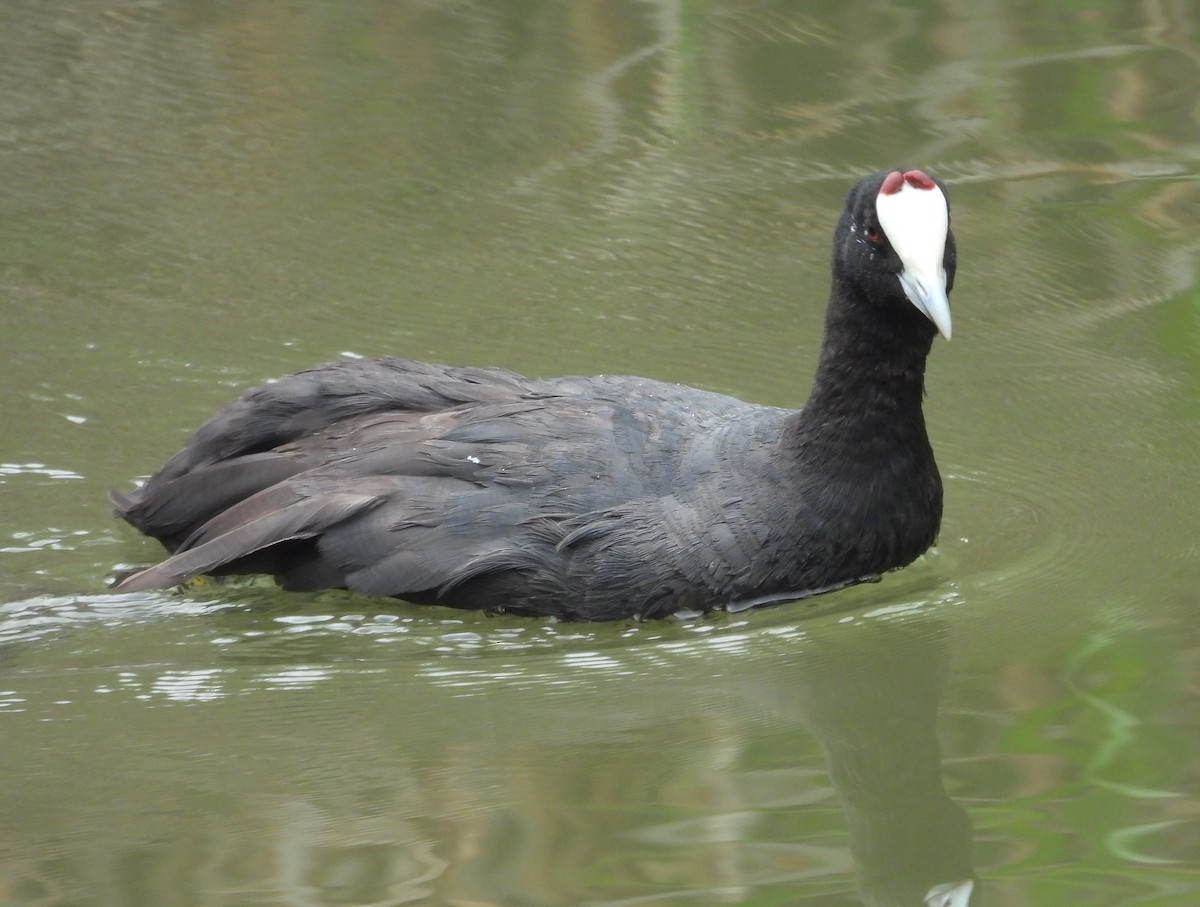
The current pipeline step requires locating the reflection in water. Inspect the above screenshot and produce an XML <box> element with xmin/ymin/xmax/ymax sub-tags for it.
<box><xmin>792</xmin><ymin>623</ymin><xmax>977</xmax><ymax>906</ymax></box>
<box><xmin>0</xmin><ymin>603</ymin><xmax>978</xmax><ymax>905</ymax></box>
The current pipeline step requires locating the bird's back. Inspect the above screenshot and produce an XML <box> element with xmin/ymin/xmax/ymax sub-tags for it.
<box><xmin>113</xmin><ymin>357</ymin><xmax>806</xmax><ymax>619</ymax></box>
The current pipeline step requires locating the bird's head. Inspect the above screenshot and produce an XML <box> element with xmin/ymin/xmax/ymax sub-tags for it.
<box><xmin>836</xmin><ymin>169</ymin><xmax>956</xmax><ymax>340</ymax></box>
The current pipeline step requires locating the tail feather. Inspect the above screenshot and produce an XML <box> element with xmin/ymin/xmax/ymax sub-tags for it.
<box><xmin>110</xmin><ymin>453</ymin><xmax>305</xmax><ymax>546</ymax></box>
<box><xmin>114</xmin><ymin>492</ymin><xmax>383</xmax><ymax>592</ymax></box>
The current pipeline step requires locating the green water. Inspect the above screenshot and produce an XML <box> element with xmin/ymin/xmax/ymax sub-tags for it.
<box><xmin>2</xmin><ymin>2</ymin><xmax>1198</xmax><ymax>904</ymax></box>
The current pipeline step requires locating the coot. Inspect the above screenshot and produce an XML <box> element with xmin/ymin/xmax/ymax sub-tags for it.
<box><xmin>111</xmin><ymin>169</ymin><xmax>956</xmax><ymax>621</ymax></box>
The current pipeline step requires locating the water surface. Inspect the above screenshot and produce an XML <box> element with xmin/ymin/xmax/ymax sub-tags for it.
<box><xmin>2</xmin><ymin>2</ymin><xmax>1199</xmax><ymax>904</ymax></box>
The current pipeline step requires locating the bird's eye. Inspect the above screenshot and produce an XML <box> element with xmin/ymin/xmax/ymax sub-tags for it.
<box><xmin>865</xmin><ymin>226</ymin><xmax>881</xmax><ymax>243</ymax></box>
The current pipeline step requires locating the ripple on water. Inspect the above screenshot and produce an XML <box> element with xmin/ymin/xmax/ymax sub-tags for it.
<box><xmin>0</xmin><ymin>567</ymin><xmax>968</xmax><ymax>710</ymax></box>
<box><xmin>0</xmin><ymin>462</ymin><xmax>85</xmax><ymax>481</ymax></box>
<box><xmin>934</xmin><ymin>432</ymin><xmax>1168</xmax><ymax>646</ymax></box>
<box><xmin>0</xmin><ymin>592</ymin><xmax>233</xmax><ymax>647</ymax></box>
<box><xmin>939</xmin><ymin>466</ymin><xmax>1075</xmax><ymax>596</ymax></box>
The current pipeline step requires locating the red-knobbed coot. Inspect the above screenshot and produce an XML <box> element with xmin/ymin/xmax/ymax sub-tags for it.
<box><xmin>111</xmin><ymin>169</ymin><xmax>956</xmax><ymax>620</ymax></box>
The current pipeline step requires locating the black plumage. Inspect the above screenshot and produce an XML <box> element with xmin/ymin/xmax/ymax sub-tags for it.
<box><xmin>111</xmin><ymin>170</ymin><xmax>957</xmax><ymax>621</ymax></box>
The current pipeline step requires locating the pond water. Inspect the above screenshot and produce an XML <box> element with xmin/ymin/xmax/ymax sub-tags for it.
<box><xmin>2</xmin><ymin>2</ymin><xmax>1199</xmax><ymax>904</ymax></box>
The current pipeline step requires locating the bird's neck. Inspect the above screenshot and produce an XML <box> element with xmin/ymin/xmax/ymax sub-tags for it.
<box><xmin>788</xmin><ymin>281</ymin><xmax>938</xmax><ymax>457</ymax></box>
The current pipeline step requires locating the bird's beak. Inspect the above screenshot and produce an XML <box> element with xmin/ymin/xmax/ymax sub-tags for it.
<box><xmin>899</xmin><ymin>265</ymin><xmax>952</xmax><ymax>341</ymax></box>
<box><xmin>876</xmin><ymin>173</ymin><xmax>953</xmax><ymax>341</ymax></box>
<box><xmin>925</xmin><ymin>878</ymin><xmax>975</xmax><ymax>907</ymax></box>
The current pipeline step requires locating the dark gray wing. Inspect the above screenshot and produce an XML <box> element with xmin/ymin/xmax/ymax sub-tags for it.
<box><xmin>112</xmin><ymin>359</ymin><xmax>787</xmax><ymax>616</ymax></box>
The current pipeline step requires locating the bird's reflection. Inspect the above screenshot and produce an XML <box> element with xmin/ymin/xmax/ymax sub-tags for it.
<box><xmin>789</xmin><ymin>619</ymin><xmax>978</xmax><ymax>906</ymax></box>
<box><xmin>0</xmin><ymin>608</ymin><xmax>982</xmax><ymax>906</ymax></box>
<box><xmin>382</xmin><ymin>614</ymin><xmax>983</xmax><ymax>906</ymax></box>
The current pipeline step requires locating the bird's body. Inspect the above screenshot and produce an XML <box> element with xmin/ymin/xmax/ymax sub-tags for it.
<box><xmin>112</xmin><ymin>170</ymin><xmax>957</xmax><ymax>621</ymax></box>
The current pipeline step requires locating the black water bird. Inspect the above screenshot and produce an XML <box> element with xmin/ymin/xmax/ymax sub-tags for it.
<box><xmin>111</xmin><ymin>169</ymin><xmax>957</xmax><ymax>621</ymax></box>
